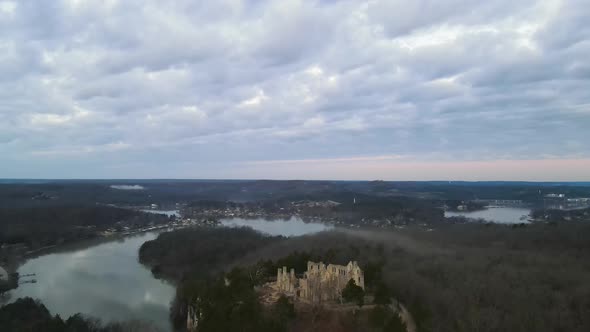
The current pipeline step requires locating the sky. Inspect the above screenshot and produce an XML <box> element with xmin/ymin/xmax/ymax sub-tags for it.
<box><xmin>1</xmin><ymin>0</ymin><xmax>589</xmax><ymax>181</ymax></box>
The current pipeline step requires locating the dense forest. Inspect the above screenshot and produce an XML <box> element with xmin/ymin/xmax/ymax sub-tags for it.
<box><xmin>2</xmin><ymin>180</ymin><xmax>590</xmax><ymax>331</ymax></box>
<box><xmin>141</xmin><ymin>221</ymin><xmax>590</xmax><ymax>332</ymax></box>
<box><xmin>3</xmin><ymin>180</ymin><xmax>589</xmax><ymax>209</ymax></box>
<box><xmin>185</xmin><ymin>195</ymin><xmax>446</xmax><ymax>225</ymax></box>
<box><xmin>139</xmin><ymin>227</ymin><xmax>282</xmax><ymax>281</ymax></box>
<box><xmin>173</xmin><ymin>265</ymin><xmax>405</xmax><ymax>332</ymax></box>
<box><xmin>175</xmin><ymin>270</ymin><xmax>297</xmax><ymax>332</ymax></box>
<box><xmin>0</xmin><ymin>206</ymin><xmax>170</xmax><ymax>249</ymax></box>
<box><xmin>141</xmin><ymin>227</ymin><xmax>407</xmax><ymax>331</ymax></box>
<box><xmin>139</xmin><ymin>227</ymin><xmax>292</xmax><ymax>330</ymax></box>
<box><xmin>531</xmin><ymin>206</ymin><xmax>590</xmax><ymax>222</ymax></box>
<box><xmin>248</xmin><ymin>224</ymin><xmax>590</xmax><ymax>332</ymax></box>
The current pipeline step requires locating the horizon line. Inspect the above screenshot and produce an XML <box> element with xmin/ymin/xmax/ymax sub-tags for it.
<box><xmin>1</xmin><ymin>178</ymin><xmax>589</xmax><ymax>183</ymax></box>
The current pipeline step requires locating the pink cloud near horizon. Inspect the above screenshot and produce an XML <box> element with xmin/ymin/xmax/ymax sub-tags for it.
<box><xmin>236</xmin><ymin>158</ymin><xmax>590</xmax><ymax>181</ymax></box>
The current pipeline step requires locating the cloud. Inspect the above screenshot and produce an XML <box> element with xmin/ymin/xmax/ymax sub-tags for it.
<box><xmin>0</xmin><ymin>0</ymin><xmax>589</xmax><ymax>179</ymax></box>
<box><xmin>239</xmin><ymin>157</ymin><xmax>590</xmax><ymax>181</ymax></box>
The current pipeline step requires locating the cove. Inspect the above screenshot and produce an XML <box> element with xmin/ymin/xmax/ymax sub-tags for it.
<box><xmin>6</xmin><ymin>232</ymin><xmax>175</xmax><ymax>331</ymax></box>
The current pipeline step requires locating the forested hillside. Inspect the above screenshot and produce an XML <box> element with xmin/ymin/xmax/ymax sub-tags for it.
<box><xmin>0</xmin><ymin>206</ymin><xmax>169</xmax><ymax>248</ymax></box>
<box><xmin>141</xmin><ymin>222</ymin><xmax>590</xmax><ymax>332</ymax></box>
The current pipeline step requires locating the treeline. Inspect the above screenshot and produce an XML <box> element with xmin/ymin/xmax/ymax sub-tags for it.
<box><xmin>240</xmin><ymin>250</ymin><xmax>387</xmax><ymax>291</ymax></box>
<box><xmin>186</xmin><ymin>195</ymin><xmax>446</xmax><ymax>225</ymax></box>
<box><xmin>139</xmin><ymin>227</ymin><xmax>296</xmax><ymax>331</ymax></box>
<box><xmin>406</xmin><ymin>219</ymin><xmax>590</xmax><ymax>252</ymax></box>
<box><xmin>0</xmin><ymin>298</ymin><xmax>161</xmax><ymax>332</ymax></box>
<box><xmin>325</xmin><ymin>197</ymin><xmax>443</xmax><ymax>224</ymax></box>
<box><xmin>173</xmin><ymin>269</ymin><xmax>296</xmax><ymax>331</ymax></box>
<box><xmin>138</xmin><ymin>222</ymin><xmax>590</xmax><ymax>331</ymax></box>
<box><xmin>531</xmin><ymin>207</ymin><xmax>590</xmax><ymax>223</ymax></box>
<box><xmin>374</xmin><ymin>181</ymin><xmax>590</xmax><ymax>202</ymax></box>
<box><xmin>3</xmin><ymin>180</ymin><xmax>590</xmax><ymax>210</ymax></box>
<box><xmin>444</xmin><ymin>200</ymin><xmax>486</xmax><ymax>211</ymax></box>
<box><xmin>231</xmin><ymin>224</ymin><xmax>590</xmax><ymax>332</ymax></box>
<box><xmin>141</xmin><ymin>227</ymin><xmax>407</xmax><ymax>331</ymax></box>
<box><xmin>139</xmin><ymin>226</ymin><xmax>282</xmax><ymax>281</ymax></box>
<box><xmin>0</xmin><ymin>206</ymin><xmax>170</xmax><ymax>249</ymax></box>
<box><xmin>174</xmin><ymin>262</ymin><xmax>404</xmax><ymax>332</ymax></box>
<box><xmin>167</xmin><ymin>248</ymin><xmax>403</xmax><ymax>331</ymax></box>
<box><xmin>0</xmin><ymin>181</ymin><xmax>236</xmax><ymax>208</ymax></box>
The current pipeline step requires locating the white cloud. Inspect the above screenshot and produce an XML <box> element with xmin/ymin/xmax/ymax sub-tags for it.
<box><xmin>0</xmin><ymin>1</ymin><xmax>16</xmax><ymax>16</ymax></box>
<box><xmin>29</xmin><ymin>106</ymin><xmax>92</xmax><ymax>127</ymax></box>
<box><xmin>0</xmin><ymin>0</ymin><xmax>589</xmax><ymax>179</ymax></box>
<box><xmin>239</xmin><ymin>89</ymin><xmax>268</xmax><ymax>108</ymax></box>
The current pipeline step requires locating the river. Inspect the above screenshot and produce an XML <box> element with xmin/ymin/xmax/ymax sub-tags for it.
<box><xmin>445</xmin><ymin>207</ymin><xmax>531</xmax><ymax>224</ymax></box>
<box><xmin>6</xmin><ymin>232</ymin><xmax>175</xmax><ymax>331</ymax></box>
<box><xmin>220</xmin><ymin>216</ymin><xmax>333</xmax><ymax>236</ymax></box>
<box><xmin>4</xmin><ymin>217</ymin><xmax>330</xmax><ymax>330</ymax></box>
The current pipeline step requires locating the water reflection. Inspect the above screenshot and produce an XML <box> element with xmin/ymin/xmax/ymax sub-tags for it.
<box><xmin>220</xmin><ymin>217</ymin><xmax>332</xmax><ymax>236</ymax></box>
<box><xmin>445</xmin><ymin>207</ymin><xmax>531</xmax><ymax>224</ymax></box>
<box><xmin>7</xmin><ymin>232</ymin><xmax>174</xmax><ymax>331</ymax></box>
<box><xmin>4</xmin><ymin>216</ymin><xmax>329</xmax><ymax>331</ymax></box>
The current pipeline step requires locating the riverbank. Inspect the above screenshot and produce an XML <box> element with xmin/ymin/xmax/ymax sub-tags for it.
<box><xmin>0</xmin><ymin>216</ymin><xmax>191</xmax><ymax>303</ymax></box>
<box><xmin>2</xmin><ymin>231</ymin><xmax>176</xmax><ymax>331</ymax></box>
<box><xmin>0</xmin><ymin>206</ymin><xmax>174</xmax><ymax>279</ymax></box>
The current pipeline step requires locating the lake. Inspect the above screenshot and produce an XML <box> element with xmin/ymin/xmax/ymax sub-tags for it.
<box><xmin>6</xmin><ymin>232</ymin><xmax>175</xmax><ymax>331</ymax></box>
<box><xmin>445</xmin><ymin>207</ymin><xmax>531</xmax><ymax>224</ymax></box>
<box><xmin>220</xmin><ymin>216</ymin><xmax>333</xmax><ymax>236</ymax></box>
<box><xmin>4</xmin><ymin>217</ymin><xmax>330</xmax><ymax>330</ymax></box>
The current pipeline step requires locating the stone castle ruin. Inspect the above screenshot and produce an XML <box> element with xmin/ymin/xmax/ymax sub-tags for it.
<box><xmin>188</xmin><ymin>261</ymin><xmax>365</xmax><ymax>331</ymax></box>
<box><xmin>275</xmin><ymin>261</ymin><xmax>364</xmax><ymax>303</ymax></box>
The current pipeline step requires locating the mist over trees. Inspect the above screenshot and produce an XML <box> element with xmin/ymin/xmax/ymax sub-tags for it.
<box><xmin>139</xmin><ymin>227</ymin><xmax>283</xmax><ymax>281</ymax></box>
<box><xmin>142</xmin><ymin>221</ymin><xmax>590</xmax><ymax>332</ymax></box>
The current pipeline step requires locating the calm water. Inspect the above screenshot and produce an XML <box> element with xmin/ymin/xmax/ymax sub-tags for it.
<box><xmin>445</xmin><ymin>207</ymin><xmax>531</xmax><ymax>224</ymax></box>
<box><xmin>220</xmin><ymin>216</ymin><xmax>333</xmax><ymax>236</ymax></box>
<box><xmin>6</xmin><ymin>232</ymin><xmax>175</xmax><ymax>331</ymax></box>
<box><xmin>3</xmin><ymin>217</ymin><xmax>329</xmax><ymax>330</ymax></box>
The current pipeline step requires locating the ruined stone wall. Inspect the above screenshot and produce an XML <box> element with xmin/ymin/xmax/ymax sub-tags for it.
<box><xmin>275</xmin><ymin>261</ymin><xmax>365</xmax><ymax>303</ymax></box>
<box><xmin>276</xmin><ymin>266</ymin><xmax>297</xmax><ymax>294</ymax></box>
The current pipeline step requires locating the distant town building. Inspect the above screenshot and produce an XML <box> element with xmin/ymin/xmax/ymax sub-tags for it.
<box><xmin>545</xmin><ymin>194</ymin><xmax>565</xmax><ymax>198</ymax></box>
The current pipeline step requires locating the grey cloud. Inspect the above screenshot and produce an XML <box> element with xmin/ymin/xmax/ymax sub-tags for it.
<box><xmin>367</xmin><ymin>0</ymin><xmax>537</xmax><ymax>38</ymax></box>
<box><xmin>0</xmin><ymin>0</ymin><xmax>589</xmax><ymax>179</ymax></box>
<box><xmin>535</xmin><ymin>0</ymin><xmax>590</xmax><ymax>49</ymax></box>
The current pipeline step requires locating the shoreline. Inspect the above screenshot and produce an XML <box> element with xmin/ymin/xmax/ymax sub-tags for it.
<box><xmin>1</xmin><ymin>221</ymin><xmax>190</xmax><ymax>303</ymax></box>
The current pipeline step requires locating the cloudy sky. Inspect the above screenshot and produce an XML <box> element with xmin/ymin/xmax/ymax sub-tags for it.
<box><xmin>1</xmin><ymin>0</ymin><xmax>589</xmax><ymax>180</ymax></box>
